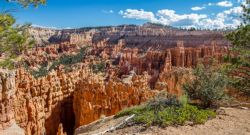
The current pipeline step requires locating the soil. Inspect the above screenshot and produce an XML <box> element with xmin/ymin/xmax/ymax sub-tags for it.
<box><xmin>75</xmin><ymin>107</ymin><xmax>250</xmax><ymax>135</ymax></box>
<box><xmin>106</xmin><ymin>107</ymin><xmax>250</xmax><ymax>135</ymax></box>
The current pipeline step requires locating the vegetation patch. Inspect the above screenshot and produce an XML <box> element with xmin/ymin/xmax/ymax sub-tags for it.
<box><xmin>115</xmin><ymin>93</ymin><xmax>216</xmax><ymax>127</ymax></box>
<box><xmin>25</xmin><ymin>47</ymin><xmax>87</xmax><ymax>78</ymax></box>
<box><xmin>90</xmin><ymin>61</ymin><xmax>106</xmax><ymax>73</ymax></box>
<box><xmin>224</xmin><ymin>0</ymin><xmax>250</xmax><ymax>95</ymax></box>
<box><xmin>183</xmin><ymin>60</ymin><xmax>228</xmax><ymax>108</ymax></box>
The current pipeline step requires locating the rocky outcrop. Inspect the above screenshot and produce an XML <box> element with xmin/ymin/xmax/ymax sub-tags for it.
<box><xmin>23</xmin><ymin>42</ymin><xmax>81</xmax><ymax>66</ymax></box>
<box><xmin>29</xmin><ymin>23</ymin><xmax>230</xmax><ymax>48</ymax></box>
<box><xmin>0</xmin><ymin>23</ymin><xmax>232</xmax><ymax>135</ymax></box>
<box><xmin>0</xmin><ymin>69</ymin><xmax>16</xmax><ymax>130</ymax></box>
<box><xmin>155</xmin><ymin>68</ymin><xmax>192</xmax><ymax>96</ymax></box>
<box><xmin>14</xmin><ymin>67</ymin><xmax>92</xmax><ymax>135</ymax></box>
<box><xmin>118</xmin><ymin>42</ymin><xmax>228</xmax><ymax>78</ymax></box>
<box><xmin>0</xmin><ymin>69</ymin><xmax>25</xmax><ymax>135</ymax></box>
<box><xmin>0</xmin><ymin>41</ymin><xmax>229</xmax><ymax>135</ymax></box>
<box><xmin>73</xmin><ymin>72</ymin><xmax>155</xmax><ymax>128</ymax></box>
<box><xmin>28</xmin><ymin>27</ymin><xmax>59</xmax><ymax>45</ymax></box>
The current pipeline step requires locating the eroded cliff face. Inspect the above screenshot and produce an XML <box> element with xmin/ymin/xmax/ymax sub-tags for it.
<box><xmin>29</xmin><ymin>23</ymin><xmax>230</xmax><ymax>48</ymax></box>
<box><xmin>0</xmin><ymin>69</ymin><xmax>16</xmax><ymax>130</ymax></box>
<box><xmin>0</xmin><ymin>24</ymin><xmax>232</xmax><ymax>135</ymax></box>
<box><xmin>13</xmin><ymin>67</ymin><xmax>93</xmax><ymax>135</ymax></box>
<box><xmin>155</xmin><ymin>68</ymin><xmax>192</xmax><ymax>96</ymax></box>
<box><xmin>118</xmin><ymin>42</ymin><xmax>228</xmax><ymax>74</ymax></box>
<box><xmin>73</xmin><ymin>72</ymin><xmax>155</xmax><ymax>127</ymax></box>
<box><xmin>0</xmin><ymin>43</ymin><xmax>229</xmax><ymax>134</ymax></box>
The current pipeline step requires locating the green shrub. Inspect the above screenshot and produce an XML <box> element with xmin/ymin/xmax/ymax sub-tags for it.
<box><xmin>183</xmin><ymin>62</ymin><xmax>227</xmax><ymax>108</ymax></box>
<box><xmin>90</xmin><ymin>61</ymin><xmax>106</xmax><ymax>73</ymax></box>
<box><xmin>0</xmin><ymin>13</ymin><xmax>34</xmax><ymax>69</ymax></box>
<box><xmin>115</xmin><ymin>93</ymin><xmax>216</xmax><ymax>127</ymax></box>
<box><xmin>58</xmin><ymin>47</ymin><xmax>86</xmax><ymax>66</ymax></box>
<box><xmin>146</xmin><ymin>92</ymin><xmax>181</xmax><ymax>113</ymax></box>
<box><xmin>115</xmin><ymin>105</ymin><xmax>145</xmax><ymax>118</ymax></box>
<box><xmin>25</xmin><ymin>47</ymin><xmax>87</xmax><ymax>78</ymax></box>
<box><xmin>223</xmin><ymin>56</ymin><xmax>250</xmax><ymax>95</ymax></box>
<box><xmin>30</xmin><ymin>62</ymin><xmax>49</xmax><ymax>78</ymax></box>
<box><xmin>225</xmin><ymin>0</ymin><xmax>250</xmax><ymax>95</ymax></box>
<box><xmin>133</xmin><ymin>110</ymin><xmax>155</xmax><ymax>126</ymax></box>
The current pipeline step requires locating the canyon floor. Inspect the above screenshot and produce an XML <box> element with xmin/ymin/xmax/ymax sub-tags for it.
<box><xmin>76</xmin><ymin>107</ymin><xmax>250</xmax><ymax>135</ymax></box>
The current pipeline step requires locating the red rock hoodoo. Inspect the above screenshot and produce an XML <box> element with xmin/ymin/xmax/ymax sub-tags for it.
<box><xmin>0</xmin><ymin>24</ymin><xmax>231</xmax><ymax>135</ymax></box>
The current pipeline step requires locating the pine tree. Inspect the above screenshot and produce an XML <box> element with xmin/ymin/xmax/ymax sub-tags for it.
<box><xmin>225</xmin><ymin>0</ymin><xmax>250</xmax><ymax>94</ymax></box>
<box><xmin>0</xmin><ymin>0</ymin><xmax>46</xmax><ymax>69</ymax></box>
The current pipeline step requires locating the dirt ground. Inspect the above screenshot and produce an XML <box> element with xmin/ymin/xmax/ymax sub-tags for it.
<box><xmin>105</xmin><ymin>107</ymin><xmax>250</xmax><ymax>135</ymax></box>
<box><xmin>75</xmin><ymin>107</ymin><xmax>250</xmax><ymax>135</ymax></box>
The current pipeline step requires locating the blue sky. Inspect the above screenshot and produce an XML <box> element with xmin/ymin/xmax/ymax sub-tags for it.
<box><xmin>0</xmin><ymin>0</ymin><xmax>245</xmax><ymax>29</ymax></box>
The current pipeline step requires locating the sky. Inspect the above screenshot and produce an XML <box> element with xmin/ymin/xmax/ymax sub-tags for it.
<box><xmin>0</xmin><ymin>0</ymin><xmax>246</xmax><ymax>29</ymax></box>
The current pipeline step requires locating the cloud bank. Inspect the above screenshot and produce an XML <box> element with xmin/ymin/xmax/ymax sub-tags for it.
<box><xmin>119</xmin><ymin>5</ymin><xmax>243</xmax><ymax>29</ymax></box>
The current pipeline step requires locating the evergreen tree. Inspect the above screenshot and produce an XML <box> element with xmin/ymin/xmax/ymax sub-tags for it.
<box><xmin>225</xmin><ymin>0</ymin><xmax>250</xmax><ymax>94</ymax></box>
<box><xmin>0</xmin><ymin>0</ymin><xmax>46</xmax><ymax>69</ymax></box>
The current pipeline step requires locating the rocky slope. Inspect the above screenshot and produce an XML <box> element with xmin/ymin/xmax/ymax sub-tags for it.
<box><xmin>0</xmin><ymin>24</ymin><xmax>231</xmax><ymax>135</ymax></box>
<box><xmin>29</xmin><ymin>23</ymin><xmax>230</xmax><ymax>48</ymax></box>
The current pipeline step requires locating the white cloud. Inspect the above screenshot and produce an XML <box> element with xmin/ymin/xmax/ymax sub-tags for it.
<box><xmin>199</xmin><ymin>6</ymin><xmax>243</xmax><ymax>29</ymax></box>
<box><xmin>119</xmin><ymin>6</ymin><xmax>244</xmax><ymax>29</ymax></box>
<box><xmin>191</xmin><ymin>6</ymin><xmax>206</xmax><ymax>11</ymax></box>
<box><xmin>216</xmin><ymin>1</ymin><xmax>233</xmax><ymax>7</ymax></box>
<box><xmin>120</xmin><ymin>9</ymin><xmax>207</xmax><ymax>27</ymax></box>
<box><xmin>119</xmin><ymin>9</ymin><xmax>157</xmax><ymax>22</ymax></box>
<box><xmin>224</xmin><ymin>6</ymin><xmax>243</xmax><ymax>14</ymax></box>
<box><xmin>156</xmin><ymin>9</ymin><xmax>207</xmax><ymax>26</ymax></box>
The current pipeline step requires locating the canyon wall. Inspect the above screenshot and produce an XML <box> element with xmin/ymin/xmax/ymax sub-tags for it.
<box><xmin>117</xmin><ymin>42</ymin><xmax>228</xmax><ymax>82</ymax></box>
<box><xmin>0</xmin><ymin>69</ymin><xmax>25</xmax><ymax>135</ymax></box>
<box><xmin>73</xmin><ymin>72</ymin><xmax>155</xmax><ymax>127</ymax></box>
<box><xmin>0</xmin><ymin>23</ymin><xmax>232</xmax><ymax>135</ymax></box>
<box><xmin>0</xmin><ymin>43</ymin><xmax>229</xmax><ymax>135</ymax></box>
<box><xmin>29</xmin><ymin>23</ymin><xmax>230</xmax><ymax>48</ymax></box>
<box><xmin>13</xmin><ymin>67</ymin><xmax>97</xmax><ymax>135</ymax></box>
<box><xmin>0</xmin><ymin>69</ymin><xmax>16</xmax><ymax>130</ymax></box>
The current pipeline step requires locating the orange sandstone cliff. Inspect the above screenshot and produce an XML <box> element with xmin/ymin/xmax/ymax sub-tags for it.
<box><xmin>0</xmin><ymin>24</ymin><xmax>231</xmax><ymax>135</ymax></box>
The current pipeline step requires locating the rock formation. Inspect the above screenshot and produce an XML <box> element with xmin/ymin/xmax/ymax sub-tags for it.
<box><xmin>0</xmin><ymin>69</ymin><xmax>16</xmax><ymax>130</ymax></box>
<box><xmin>0</xmin><ymin>69</ymin><xmax>25</xmax><ymax>135</ymax></box>
<box><xmin>14</xmin><ymin>67</ymin><xmax>91</xmax><ymax>135</ymax></box>
<box><xmin>0</xmin><ymin>24</ymin><xmax>231</xmax><ymax>135</ymax></box>
<box><xmin>73</xmin><ymin>72</ymin><xmax>155</xmax><ymax>127</ymax></box>
<box><xmin>29</xmin><ymin>23</ymin><xmax>230</xmax><ymax>48</ymax></box>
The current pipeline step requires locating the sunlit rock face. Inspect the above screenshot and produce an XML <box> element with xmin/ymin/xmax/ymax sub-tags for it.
<box><xmin>0</xmin><ymin>23</ymin><xmax>231</xmax><ymax>135</ymax></box>
<box><xmin>0</xmin><ymin>69</ymin><xmax>16</xmax><ymax>130</ymax></box>
<box><xmin>73</xmin><ymin>72</ymin><xmax>155</xmax><ymax>128</ymax></box>
<box><xmin>14</xmin><ymin>67</ymin><xmax>92</xmax><ymax>135</ymax></box>
<box><xmin>29</xmin><ymin>23</ymin><xmax>230</xmax><ymax>48</ymax></box>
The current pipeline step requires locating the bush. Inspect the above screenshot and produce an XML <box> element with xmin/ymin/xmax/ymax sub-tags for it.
<box><xmin>225</xmin><ymin>1</ymin><xmax>250</xmax><ymax>95</ymax></box>
<box><xmin>183</xmin><ymin>62</ymin><xmax>227</xmax><ymax>108</ymax></box>
<box><xmin>115</xmin><ymin>93</ymin><xmax>216</xmax><ymax>127</ymax></box>
<box><xmin>115</xmin><ymin>105</ymin><xmax>145</xmax><ymax>118</ymax></box>
<box><xmin>30</xmin><ymin>62</ymin><xmax>49</xmax><ymax>78</ymax></box>
<box><xmin>25</xmin><ymin>47</ymin><xmax>87</xmax><ymax>78</ymax></box>
<box><xmin>0</xmin><ymin>13</ymin><xmax>34</xmax><ymax>69</ymax></box>
<box><xmin>90</xmin><ymin>61</ymin><xmax>106</xmax><ymax>73</ymax></box>
<box><xmin>223</xmin><ymin>55</ymin><xmax>250</xmax><ymax>95</ymax></box>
